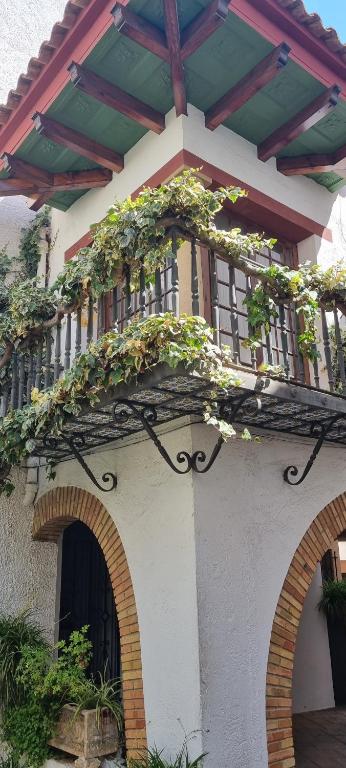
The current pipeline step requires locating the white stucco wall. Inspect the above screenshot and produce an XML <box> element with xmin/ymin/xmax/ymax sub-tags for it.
<box><xmin>292</xmin><ymin>564</ymin><xmax>335</xmax><ymax>714</ymax></box>
<box><xmin>37</xmin><ymin>426</ymin><xmax>203</xmax><ymax>759</ymax></box>
<box><xmin>0</xmin><ymin>196</ymin><xmax>34</xmax><ymax>263</ymax></box>
<box><xmin>33</xmin><ymin>416</ymin><xmax>346</xmax><ymax>765</ymax></box>
<box><xmin>0</xmin><ymin>467</ymin><xmax>57</xmax><ymax>641</ymax></box>
<box><xmin>191</xmin><ymin>424</ymin><xmax>346</xmax><ymax>768</ymax></box>
<box><xmin>49</xmin><ymin>104</ymin><xmax>346</xmax><ymax>283</ymax></box>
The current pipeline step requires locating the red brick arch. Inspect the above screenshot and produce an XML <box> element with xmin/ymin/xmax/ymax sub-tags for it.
<box><xmin>266</xmin><ymin>491</ymin><xmax>346</xmax><ymax>768</ymax></box>
<box><xmin>33</xmin><ymin>486</ymin><xmax>147</xmax><ymax>759</ymax></box>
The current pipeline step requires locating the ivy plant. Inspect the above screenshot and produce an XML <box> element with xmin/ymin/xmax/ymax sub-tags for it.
<box><xmin>19</xmin><ymin>207</ymin><xmax>50</xmax><ymax>278</ymax></box>
<box><xmin>0</xmin><ymin>314</ymin><xmax>242</xmax><ymax>495</ymax></box>
<box><xmin>0</xmin><ymin>170</ymin><xmax>345</xmax><ymax>373</ymax></box>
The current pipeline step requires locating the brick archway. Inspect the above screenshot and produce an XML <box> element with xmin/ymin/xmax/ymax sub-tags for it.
<box><xmin>33</xmin><ymin>486</ymin><xmax>147</xmax><ymax>759</ymax></box>
<box><xmin>266</xmin><ymin>491</ymin><xmax>346</xmax><ymax>768</ymax></box>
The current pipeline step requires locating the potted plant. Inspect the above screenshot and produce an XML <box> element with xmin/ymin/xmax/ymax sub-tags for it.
<box><xmin>0</xmin><ymin>617</ymin><xmax>123</xmax><ymax>768</ymax></box>
<box><xmin>318</xmin><ymin>578</ymin><xmax>346</xmax><ymax>622</ymax></box>
<box><xmin>49</xmin><ymin>675</ymin><xmax>122</xmax><ymax>768</ymax></box>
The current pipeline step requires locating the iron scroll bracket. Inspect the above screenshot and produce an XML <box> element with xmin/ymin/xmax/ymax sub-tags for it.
<box><xmin>41</xmin><ymin>391</ymin><xmax>263</xmax><ymax>487</ymax></box>
<box><xmin>113</xmin><ymin>399</ymin><xmax>224</xmax><ymax>474</ymax></box>
<box><xmin>44</xmin><ymin>434</ymin><xmax>118</xmax><ymax>493</ymax></box>
<box><xmin>283</xmin><ymin>414</ymin><xmax>344</xmax><ymax>486</ymax></box>
<box><xmin>111</xmin><ymin>392</ymin><xmax>262</xmax><ymax>476</ymax></box>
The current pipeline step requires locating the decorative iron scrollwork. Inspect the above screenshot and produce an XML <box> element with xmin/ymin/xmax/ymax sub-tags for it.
<box><xmin>219</xmin><ymin>391</ymin><xmax>262</xmax><ymax>422</ymax></box>
<box><xmin>113</xmin><ymin>399</ymin><xmax>224</xmax><ymax>474</ymax></box>
<box><xmin>284</xmin><ymin>414</ymin><xmax>344</xmax><ymax>486</ymax></box>
<box><xmin>44</xmin><ymin>434</ymin><xmax>118</xmax><ymax>492</ymax></box>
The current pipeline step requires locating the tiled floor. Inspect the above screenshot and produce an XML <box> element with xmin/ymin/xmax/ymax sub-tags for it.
<box><xmin>293</xmin><ymin>708</ymin><xmax>346</xmax><ymax>767</ymax></box>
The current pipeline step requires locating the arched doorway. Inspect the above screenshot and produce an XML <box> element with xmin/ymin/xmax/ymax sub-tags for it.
<box><xmin>266</xmin><ymin>490</ymin><xmax>346</xmax><ymax>768</ymax></box>
<box><xmin>59</xmin><ymin>521</ymin><xmax>120</xmax><ymax>680</ymax></box>
<box><xmin>33</xmin><ymin>486</ymin><xmax>147</xmax><ymax>760</ymax></box>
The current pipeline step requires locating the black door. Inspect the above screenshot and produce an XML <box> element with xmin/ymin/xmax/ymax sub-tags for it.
<box><xmin>59</xmin><ymin>521</ymin><xmax>120</xmax><ymax>680</ymax></box>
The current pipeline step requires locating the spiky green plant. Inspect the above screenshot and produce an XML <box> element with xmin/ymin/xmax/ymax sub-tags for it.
<box><xmin>71</xmin><ymin>671</ymin><xmax>123</xmax><ymax>732</ymax></box>
<box><xmin>318</xmin><ymin>579</ymin><xmax>346</xmax><ymax>623</ymax></box>
<box><xmin>129</xmin><ymin>744</ymin><xmax>206</xmax><ymax>768</ymax></box>
<box><xmin>0</xmin><ymin>610</ymin><xmax>48</xmax><ymax>708</ymax></box>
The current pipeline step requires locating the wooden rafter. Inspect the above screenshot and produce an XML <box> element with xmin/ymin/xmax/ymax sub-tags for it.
<box><xmin>180</xmin><ymin>0</ymin><xmax>229</xmax><ymax>60</ymax></box>
<box><xmin>277</xmin><ymin>144</ymin><xmax>346</xmax><ymax>177</ymax></box>
<box><xmin>163</xmin><ymin>0</ymin><xmax>187</xmax><ymax>117</ymax></box>
<box><xmin>258</xmin><ymin>84</ymin><xmax>341</xmax><ymax>162</ymax></box>
<box><xmin>112</xmin><ymin>0</ymin><xmax>229</xmax><ymax>65</ymax></box>
<box><xmin>206</xmin><ymin>42</ymin><xmax>291</xmax><ymax>131</ymax></box>
<box><xmin>112</xmin><ymin>5</ymin><xmax>169</xmax><ymax>62</ymax></box>
<box><xmin>0</xmin><ymin>167</ymin><xmax>112</xmax><ymax>198</ymax></box>
<box><xmin>33</xmin><ymin>113</ymin><xmax>124</xmax><ymax>173</ymax></box>
<box><xmin>2</xmin><ymin>153</ymin><xmax>53</xmax><ymax>187</ymax></box>
<box><xmin>68</xmin><ymin>62</ymin><xmax>165</xmax><ymax>134</ymax></box>
<box><xmin>29</xmin><ymin>194</ymin><xmax>52</xmax><ymax>211</ymax></box>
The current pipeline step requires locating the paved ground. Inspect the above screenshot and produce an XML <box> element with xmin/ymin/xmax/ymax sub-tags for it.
<box><xmin>293</xmin><ymin>708</ymin><xmax>346</xmax><ymax>767</ymax></box>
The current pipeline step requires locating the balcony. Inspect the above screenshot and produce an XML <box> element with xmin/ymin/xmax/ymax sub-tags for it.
<box><xmin>1</xmin><ymin>228</ymin><xmax>346</xmax><ymax>488</ymax></box>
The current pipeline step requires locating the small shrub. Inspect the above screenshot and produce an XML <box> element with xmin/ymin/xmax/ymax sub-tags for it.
<box><xmin>318</xmin><ymin>579</ymin><xmax>346</xmax><ymax>622</ymax></box>
<box><xmin>129</xmin><ymin>744</ymin><xmax>206</xmax><ymax>768</ymax></box>
<box><xmin>0</xmin><ymin>610</ymin><xmax>48</xmax><ymax>708</ymax></box>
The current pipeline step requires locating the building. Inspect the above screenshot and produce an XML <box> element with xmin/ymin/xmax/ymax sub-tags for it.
<box><xmin>0</xmin><ymin>1</ymin><xmax>346</xmax><ymax>767</ymax></box>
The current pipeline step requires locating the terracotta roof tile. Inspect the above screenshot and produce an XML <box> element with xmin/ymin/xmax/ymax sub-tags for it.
<box><xmin>277</xmin><ymin>0</ymin><xmax>346</xmax><ymax>64</ymax></box>
<box><xmin>0</xmin><ymin>0</ymin><xmax>91</xmax><ymax>128</ymax></box>
<box><xmin>0</xmin><ymin>0</ymin><xmax>345</xmax><ymax>131</ymax></box>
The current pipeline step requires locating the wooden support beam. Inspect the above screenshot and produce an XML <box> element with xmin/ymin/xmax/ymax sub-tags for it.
<box><xmin>163</xmin><ymin>0</ymin><xmax>187</xmax><ymax>117</ymax></box>
<box><xmin>205</xmin><ymin>42</ymin><xmax>290</xmax><ymax>131</ymax></box>
<box><xmin>46</xmin><ymin>168</ymin><xmax>112</xmax><ymax>192</ymax></box>
<box><xmin>1</xmin><ymin>153</ymin><xmax>53</xmax><ymax>187</ymax></box>
<box><xmin>0</xmin><ymin>168</ymin><xmax>112</xmax><ymax>197</ymax></box>
<box><xmin>68</xmin><ymin>62</ymin><xmax>165</xmax><ymax>134</ymax></box>
<box><xmin>29</xmin><ymin>194</ymin><xmax>52</xmax><ymax>211</ymax></box>
<box><xmin>0</xmin><ymin>180</ymin><xmax>36</xmax><ymax>196</ymax></box>
<box><xmin>33</xmin><ymin>113</ymin><xmax>124</xmax><ymax>173</ymax></box>
<box><xmin>112</xmin><ymin>0</ymin><xmax>229</xmax><ymax>64</ymax></box>
<box><xmin>112</xmin><ymin>4</ymin><xmax>169</xmax><ymax>62</ymax></box>
<box><xmin>277</xmin><ymin>154</ymin><xmax>337</xmax><ymax>176</ymax></box>
<box><xmin>277</xmin><ymin>144</ymin><xmax>346</xmax><ymax>176</ymax></box>
<box><xmin>181</xmin><ymin>0</ymin><xmax>229</xmax><ymax>61</ymax></box>
<box><xmin>258</xmin><ymin>84</ymin><xmax>341</xmax><ymax>162</ymax></box>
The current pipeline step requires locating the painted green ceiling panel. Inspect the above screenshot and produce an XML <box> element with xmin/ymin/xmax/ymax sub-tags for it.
<box><xmin>85</xmin><ymin>27</ymin><xmax>173</xmax><ymax>115</ymax></box>
<box><xmin>47</xmin><ymin>81</ymin><xmax>147</xmax><ymax>155</ymax></box>
<box><xmin>18</xmin><ymin>128</ymin><xmax>95</xmax><ymax>173</ymax></box>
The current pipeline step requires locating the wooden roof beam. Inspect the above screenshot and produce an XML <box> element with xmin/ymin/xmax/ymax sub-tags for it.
<box><xmin>0</xmin><ymin>179</ymin><xmax>36</xmax><ymax>196</ymax></box>
<box><xmin>1</xmin><ymin>153</ymin><xmax>54</xmax><ymax>187</ymax></box>
<box><xmin>181</xmin><ymin>0</ymin><xmax>229</xmax><ymax>61</ymax></box>
<box><xmin>68</xmin><ymin>62</ymin><xmax>165</xmax><ymax>134</ymax></box>
<box><xmin>258</xmin><ymin>84</ymin><xmax>341</xmax><ymax>162</ymax></box>
<box><xmin>33</xmin><ymin>113</ymin><xmax>124</xmax><ymax>173</ymax></box>
<box><xmin>29</xmin><ymin>193</ymin><xmax>52</xmax><ymax>211</ymax></box>
<box><xmin>206</xmin><ymin>42</ymin><xmax>291</xmax><ymax>131</ymax></box>
<box><xmin>163</xmin><ymin>0</ymin><xmax>187</xmax><ymax>117</ymax></box>
<box><xmin>0</xmin><ymin>168</ymin><xmax>112</xmax><ymax>197</ymax></box>
<box><xmin>277</xmin><ymin>143</ymin><xmax>346</xmax><ymax>176</ymax></box>
<box><xmin>112</xmin><ymin>4</ymin><xmax>169</xmax><ymax>62</ymax></box>
<box><xmin>112</xmin><ymin>1</ymin><xmax>229</xmax><ymax>64</ymax></box>
<box><xmin>46</xmin><ymin>168</ymin><xmax>112</xmax><ymax>192</ymax></box>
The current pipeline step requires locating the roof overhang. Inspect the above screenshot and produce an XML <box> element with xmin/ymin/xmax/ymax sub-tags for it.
<box><xmin>0</xmin><ymin>0</ymin><xmax>345</xmax><ymax>211</ymax></box>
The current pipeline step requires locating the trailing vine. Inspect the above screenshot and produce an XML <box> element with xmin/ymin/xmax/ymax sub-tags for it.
<box><xmin>18</xmin><ymin>207</ymin><xmax>50</xmax><ymax>278</ymax></box>
<box><xmin>0</xmin><ymin>170</ymin><xmax>345</xmax><ymax>372</ymax></box>
<box><xmin>0</xmin><ymin>314</ymin><xmax>242</xmax><ymax>495</ymax></box>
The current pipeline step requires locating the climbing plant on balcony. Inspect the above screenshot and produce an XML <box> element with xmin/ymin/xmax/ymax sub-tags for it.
<box><xmin>0</xmin><ymin>314</ymin><xmax>242</xmax><ymax>495</ymax></box>
<box><xmin>0</xmin><ymin>169</ymin><xmax>345</xmax><ymax>373</ymax></box>
<box><xmin>0</xmin><ymin>171</ymin><xmax>345</xmax><ymax>493</ymax></box>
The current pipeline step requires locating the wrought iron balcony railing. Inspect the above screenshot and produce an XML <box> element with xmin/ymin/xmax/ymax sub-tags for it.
<box><xmin>1</xmin><ymin>233</ymin><xmax>346</xmax><ymax>419</ymax></box>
